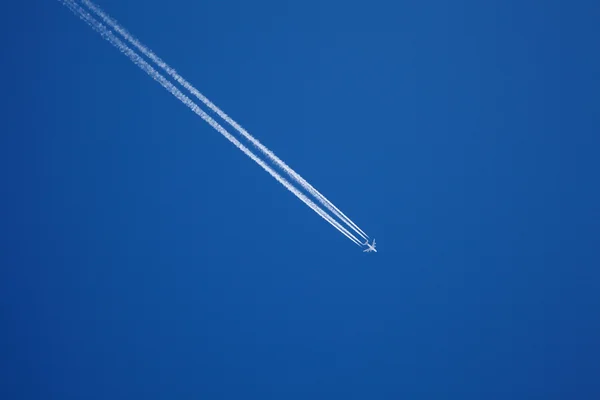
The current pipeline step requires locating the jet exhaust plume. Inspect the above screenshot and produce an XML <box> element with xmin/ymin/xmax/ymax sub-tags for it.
<box><xmin>79</xmin><ymin>0</ymin><xmax>369</xmax><ymax>241</ymax></box>
<box><xmin>59</xmin><ymin>0</ymin><xmax>363</xmax><ymax>246</ymax></box>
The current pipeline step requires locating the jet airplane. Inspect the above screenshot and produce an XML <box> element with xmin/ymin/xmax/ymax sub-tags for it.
<box><xmin>363</xmin><ymin>239</ymin><xmax>377</xmax><ymax>253</ymax></box>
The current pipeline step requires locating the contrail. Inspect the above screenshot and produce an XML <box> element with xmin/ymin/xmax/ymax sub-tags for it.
<box><xmin>79</xmin><ymin>0</ymin><xmax>369</xmax><ymax>241</ymax></box>
<box><xmin>59</xmin><ymin>0</ymin><xmax>363</xmax><ymax>246</ymax></box>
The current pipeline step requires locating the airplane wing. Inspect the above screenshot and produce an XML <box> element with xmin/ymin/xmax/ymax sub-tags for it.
<box><xmin>373</xmin><ymin>239</ymin><xmax>376</xmax><ymax>246</ymax></box>
<box><xmin>363</xmin><ymin>248</ymin><xmax>373</xmax><ymax>253</ymax></box>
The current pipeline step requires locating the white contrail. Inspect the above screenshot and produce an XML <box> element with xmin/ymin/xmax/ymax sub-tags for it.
<box><xmin>79</xmin><ymin>0</ymin><xmax>369</xmax><ymax>241</ymax></box>
<box><xmin>59</xmin><ymin>0</ymin><xmax>363</xmax><ymax>246</ymax></box>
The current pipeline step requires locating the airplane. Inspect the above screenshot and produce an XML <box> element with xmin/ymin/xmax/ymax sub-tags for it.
<box><xmin>363</xmin><ymin>239</ymin><xmax>377</xmax><ymax>253</ymax></box>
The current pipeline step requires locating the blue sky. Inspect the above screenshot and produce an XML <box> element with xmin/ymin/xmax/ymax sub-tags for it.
<box><xmin>1</xmin><ymin>0</ymin><xmax>599</xmax><ymax>398</ymax></box>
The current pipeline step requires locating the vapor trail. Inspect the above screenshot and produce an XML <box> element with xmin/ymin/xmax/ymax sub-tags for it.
<box><xmin>59</xmin><ymin>0</ymin><xmax>363</xmax><ymax>246</ymax></box>
<box><xmin>79</xmin><ymin>0</ymin><xmax>369</xmax><ymax>241</ymax></box>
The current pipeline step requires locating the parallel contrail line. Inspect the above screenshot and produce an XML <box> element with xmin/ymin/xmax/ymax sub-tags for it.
<box><xmin>79</xmin><ymin>0</ymin><xmax>369</xmax><ymax>241</ymax></box>
<box><xmin>59</xmin><ymin>0</ymin><xmax>363</xmax><ymax>246</ymax></box>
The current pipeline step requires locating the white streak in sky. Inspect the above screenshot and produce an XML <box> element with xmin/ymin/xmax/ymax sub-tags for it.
<box><xmin>59</xmin><ymin>0</ymin><xmax>362</xmax><ymax>246</ymax></box>
<box><xmin>79</xmin><ymin>0</ymin><xmax>369</xmax><ymax>241</ymax></box>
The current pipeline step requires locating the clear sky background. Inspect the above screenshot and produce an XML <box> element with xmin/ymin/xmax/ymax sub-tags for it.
<box><xmin>1</xmin><ymin>0</ymin><xmax>599</xmax><ymax>398</ymax></box>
